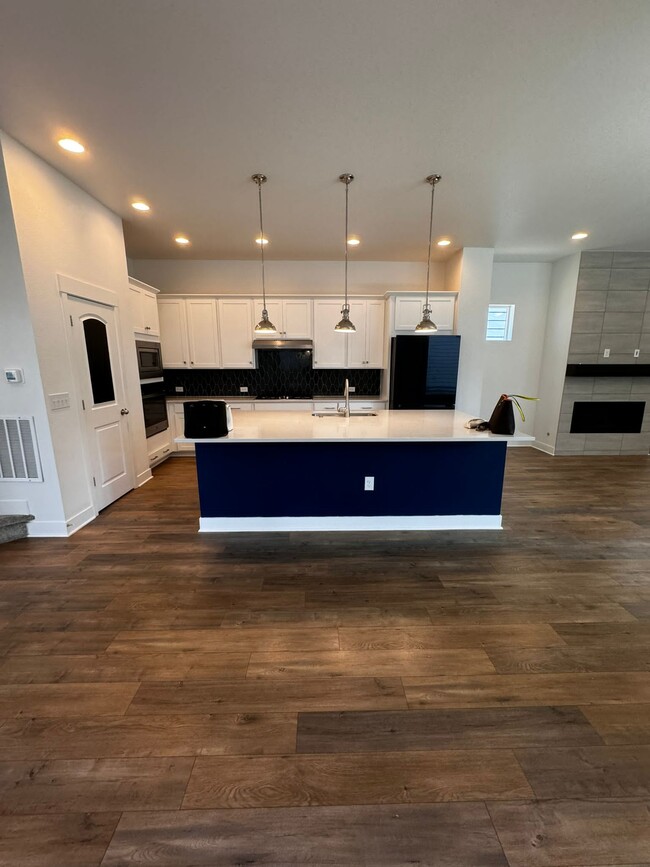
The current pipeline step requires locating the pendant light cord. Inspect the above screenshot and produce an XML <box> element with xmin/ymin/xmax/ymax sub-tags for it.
<box><xmin>344</xmin><ymin>178</ymin><xmax>350</xmax><ymax>311</ymax></box>
<box><xmin>257</xmin><ymin>179</ymin><xmax>267</xmax><ymax>309</ymax></box>
<box><xmin>425</xmin><ymin>177</ymin><xmax>438</xmax><ymax>310</ymax></box>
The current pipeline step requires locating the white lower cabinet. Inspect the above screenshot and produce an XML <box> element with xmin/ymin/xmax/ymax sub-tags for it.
<box><xmin>254</xmin><ymin>401</ymin><xmax>313</xmax><ymax>411</ymax></box>
<box><xmin>147</xmin><ymin>427</ymin><xmax>173</xmax><ymax>467</ymax></box>
<box><xmin>228</xmin><ymin>402</ymin><xmax>254</xmax><ymax>411</ymax></box>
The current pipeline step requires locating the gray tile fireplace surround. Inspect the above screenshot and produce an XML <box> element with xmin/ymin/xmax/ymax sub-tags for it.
<box><xmin>556</xmin><ymin>251</ymin><xmax>650</xmax><ymax>455</ymax></box>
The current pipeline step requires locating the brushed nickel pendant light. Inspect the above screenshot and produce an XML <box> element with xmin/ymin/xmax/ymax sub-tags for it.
<box><xmin>334</xmin><ymin>173</ymin><xmax>356</xmax><ymax>333</ymax></box>
<box><xmin>415</xmin><ymin>174</ymin><xmax>442</xmax><ymax>333</ymax></box>
<box><xmin>252</xmin><ymin>173</ymin><xmax>277</xmax><ymax>334</ymax></box>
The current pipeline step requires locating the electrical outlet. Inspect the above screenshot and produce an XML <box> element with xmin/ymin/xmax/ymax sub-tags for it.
<box><xmin>364</xmin><ymin>476</ymin><xmax>375</xmax><ymax>491</ymax></box>
<box><xmin>240</xmin><ymin>386</ymin><xmax>249</xmax><ymax>393</ymax></box>
<box><xmin>175</xmin><ymin>386</ymin><xmax>184</xmax><ymax>393</ymax></box>
<box><xmin>349</xmin><ymin>385</ymin><xmax>356</xmax><ymax>393</ymax></box>
<box><xmin>634</xmin><ymin>349</ymin><xmax>640</xmax><ymax>358</ymax></box>
<box><xmin>603</xmin><ymin>348</ymin><xmax>610</xmax><ymax>358</ymax></box>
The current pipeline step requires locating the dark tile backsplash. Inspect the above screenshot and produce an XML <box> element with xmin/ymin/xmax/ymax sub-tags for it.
<box><xmin>163</xmin><ymin>366</ymin><xmax>381</xmax><ymax>397</ymax></box>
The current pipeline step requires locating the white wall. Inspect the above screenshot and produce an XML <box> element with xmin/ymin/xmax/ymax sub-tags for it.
<box><xmin>480</xmin><ymin>262</ymin><xmax>552</xmax><ymax>436</ymax></box>
<box><xmin>1</xmin><ymin>131</ymin><xmax>150</xmax><ymax>534</ymax></box>
<box><xmin>453</xmin><ymin>248</ymin><xmax>495</xmax><ymax>415</ymax></box>
<box><xmin>533</xmin><ymin>252</ymin><xmax>581</xmax><ymax>452</ymax></box>
<box><xmin>0</xmin><ymin>144</ymin><xmax>66</xmax><ymax>532</ymax></box>
<box><xmin>129</xmin><ymin>258</ymin><xmax>446</xmax><ymax>297</ymax></box>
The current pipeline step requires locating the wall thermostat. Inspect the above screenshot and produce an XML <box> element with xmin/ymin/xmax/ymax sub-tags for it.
<box><xmin>4</xmin><ymin>368</ymin><xmax>24</xmax><ymax>384</ymax></box>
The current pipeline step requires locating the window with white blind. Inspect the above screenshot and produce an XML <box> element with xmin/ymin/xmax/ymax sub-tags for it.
<box><xmin>486</xmin><ymin>304</ymin><xmax>515</xmax><ymax>341</ymax></box>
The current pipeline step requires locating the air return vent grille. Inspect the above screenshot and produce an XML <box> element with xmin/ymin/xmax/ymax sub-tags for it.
<box><xmin>0</xmin><ymin>418</ymin><xmax>43</xmax><ymax>481</ymax></box>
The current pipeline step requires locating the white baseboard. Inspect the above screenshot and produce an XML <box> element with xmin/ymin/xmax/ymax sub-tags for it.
<box><xmin>137</xmin><ymin>468</ymin><xmax>153</xmax><ymax>487</ymax></box>
<box><xmin>27</xmin><ymin>504</ymin><xmax>96</xmax><ymax>537</ymax></box>
<box><xmin>27</xmin><ymin>520</ymin><xmax>71</xmax><ymax>537</ymax></box>
<box><xmin>533</xmin><ymin>440</ymin><xmax>555</xmax><ymax>455</ymax></box>
<box><xmin>199</xmin><ymin>515</ymin><xmax>503</xmax><ymax>532</ymax></box>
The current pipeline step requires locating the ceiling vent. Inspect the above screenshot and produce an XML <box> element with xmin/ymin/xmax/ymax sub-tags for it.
<box><xmin>0</xmin><ymin>418</ymin><xmax>43</xmax><ymax>481</ymax></box>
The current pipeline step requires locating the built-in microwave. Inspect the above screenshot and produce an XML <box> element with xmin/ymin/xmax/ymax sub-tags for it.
<box><xmin>136</xmin><ymin>340</ymin><xmax>164</xmax><ymax>380</ymax></box>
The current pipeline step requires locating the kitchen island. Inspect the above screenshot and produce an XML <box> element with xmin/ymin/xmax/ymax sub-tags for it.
<box><xmin>177</xmin><ymin>410</ymin><xmax>533</xmax><ymax>532</ymax></box>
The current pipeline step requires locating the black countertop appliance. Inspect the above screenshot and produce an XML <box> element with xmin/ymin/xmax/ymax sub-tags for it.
<box><xmin>389</xmin><ymin>335</ymin><xmax>461</xmax><ymax>409</ymax></box>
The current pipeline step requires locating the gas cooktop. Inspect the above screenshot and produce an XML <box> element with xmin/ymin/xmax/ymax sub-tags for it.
<box><xmin>255</xmin><ymin>393</ymin><xmax>313</xmax><ymax>400</ymax></box>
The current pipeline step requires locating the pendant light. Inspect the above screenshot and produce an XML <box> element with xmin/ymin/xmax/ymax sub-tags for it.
<box><xmin>334</xmin><ymin>173</ymin><xmax>356</xmax><ymax>332</ymax></box>
<box><xmin>252</xmin><ymin>173</ymin><xmax>277</xmax><ymax>334</ymax></box>
<box><xmin>415</xmin><ymin>174</ymin><xmax>442</xmax><ymax>333</ymax></box>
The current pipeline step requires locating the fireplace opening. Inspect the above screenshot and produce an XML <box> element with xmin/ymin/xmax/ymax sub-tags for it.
<box><xmin>570</xmin><ymin>401</ymin><xmax>645</xmax><ymax>434</ymax></box>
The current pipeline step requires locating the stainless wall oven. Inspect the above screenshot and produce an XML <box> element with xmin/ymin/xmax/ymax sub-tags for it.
<box><xmin>141</xmin><ymin>379</ymin><xmax>168</xmax><ymax>438</ymax></box>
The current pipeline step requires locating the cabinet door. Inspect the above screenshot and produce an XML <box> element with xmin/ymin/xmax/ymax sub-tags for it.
<box><xmin>428</xmin><ymin>296</ymin><xmax>455</xmax><ymax>331</ymax></box>
<box><xmin>218</xmin><ymin>299</ymin><xmax>254</xmax><ymax>368</ymax></box>
<box><xmin>158</xmin><ymin>299</ymin><xmax>189</xmax><ymax>368</ymax></box>
<box><xmin>141</xmin><ymin>290</ymin><xmax>160</xmax><ymax>336</ymax></box>
<box><xmin>186</xmin><ymin>299</ymin><xmax>220</xmax><ymax>368</ymax></box>
<box><xmin>313</xmin><ymin>301</ymin><xmax>348</xmax><ymax>368</ymax></box>
<box><xmin>346</xmin><ymin>301</ymin><xmax>368</xmax><ymax>368</ymax></box>
<box><xmin>253</xmin><ymin>300</ymin><xmax>283</xmax><ymax>336</ymax></box>
<box><xmin>282</xmin><ymin>299</ymin><xmax>312</xmax><ymax>338</ymax></box>
<box><xmin>394</xmin><ymin>297</ymin><xmax>426</xmax><ymax>332</ymax></box>
<box><xmin>129</xmin><ymin>284</ymin><xmax>145</xmax><ymax>333</ymax></box>
<box><xmin>365</xmin><ymin>300</ymin><xmax>386</xmax><ymax>367</ymax></box>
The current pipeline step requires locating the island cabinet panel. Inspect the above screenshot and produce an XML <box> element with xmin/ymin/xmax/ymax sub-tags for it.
<box><xmin>194</xmin><ymin>440</ymin><xmax>507</xmax><ymax>530</ymax></box>
<box><xmin>186</xmin><ymin>299</ymin><xmax>221</xmax><ymax>368</ymax></box>
<box><xmin>394</xmin><ymin>295</ymin><xmax>455</xmax><ymax>332</ymax></box>
<box><xmin>313</xmin><ymin>300</ymin><xmax>348</xmax><ymax>368</ymax></box>
<box><xmin>253</xmin><ymin>298</ymin><xmax>313</xmax><ymax>339</ymax></box>
<box><xmin>218</xmin><ymin>299</ymin><xmax>254</xmax><ymax>367</ymax></box>
<box><xmin>158</xmin><ymin>298</ymin><xmax>189</xmax><ymax>367</ymax></box>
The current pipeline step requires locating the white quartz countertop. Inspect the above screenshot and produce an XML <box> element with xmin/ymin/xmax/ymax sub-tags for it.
<box><xmin>176</xmin><ymin>410</ymin><xmax>535</xmax><ymax>444</ymax></box>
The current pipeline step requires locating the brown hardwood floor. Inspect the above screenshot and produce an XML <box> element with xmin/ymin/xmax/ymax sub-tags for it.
<box><xmin>0</xmin><ymin>448</ymin><xmax>649</xmax><ymax>866</ymax></box>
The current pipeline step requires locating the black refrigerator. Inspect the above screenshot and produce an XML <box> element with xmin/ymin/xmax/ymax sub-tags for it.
<box><xmin>389</xmin><ymin>335</ymin><xmax>461</xmax><ymax>409</ymax></box>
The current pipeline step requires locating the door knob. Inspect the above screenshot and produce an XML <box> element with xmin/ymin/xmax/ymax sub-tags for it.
<box><xmin>120</xmin><ymin>408</ymin><xmax>129</xmax><ymax>415</ymax></box>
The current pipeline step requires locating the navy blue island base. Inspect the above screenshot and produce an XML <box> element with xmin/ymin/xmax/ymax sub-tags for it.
<box><xmin>195</xmin><ymin>440</ymin><xmax>508</xmax><ymax>532</ymax></box>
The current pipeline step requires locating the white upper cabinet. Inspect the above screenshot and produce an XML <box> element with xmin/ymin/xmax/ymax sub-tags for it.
<box><xmin>129</xmin><ymin>278</ymin><xmax>160</xmax><ymax>336</ymax></box>
<box><xmin>313</xmin><ymin>300</ymin><xmax>348</xmax><ymax>368</ymax></box>
<box><xmin>186</xmin><ymin>299</ymin><xmax>220</xmax><ymax>368</ymax></box>
<box><xmin>346</xmin><ymin>300</ymin><xmax>386</xmax><ymax>368</ymax></box>
<box><xmin>159</xmin><ymin>298</ymin><xmax>220</xmax><ymax>368</ymax></box>
<box><xmin>218</xmin><ymin>299</ymin><xmax>254</xmax><ymax>367</ymax></box>
<box><xmin>394</xmin><ymin>294</ymin><xmax>456</xmax><ymax>332</ymax></box>
<box><xmin>158</xmin><ymin>298</ymin><xmax>189</xmax><ymax>368</ymax></box>
<box><xmin>253</xmin><ymin>298</ymin><xmax>312</xmax><ymax>338</ymax></box>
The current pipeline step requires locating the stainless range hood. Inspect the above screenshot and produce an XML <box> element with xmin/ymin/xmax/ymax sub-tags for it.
<box><xmin>252</xmin><ymin>338</ymin><xmax>313</xmax><ymax>350</ymax></box>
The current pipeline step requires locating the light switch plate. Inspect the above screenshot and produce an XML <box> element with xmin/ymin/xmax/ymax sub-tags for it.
<box><xmin>603</xmin><ymin>348</ymin><xmax>610</xmax><ymax>358</ymax></box>
<box><xmin>49</xmin><ymin>392</ymin><xmax>70</xmax><ymax>410</ymax></box>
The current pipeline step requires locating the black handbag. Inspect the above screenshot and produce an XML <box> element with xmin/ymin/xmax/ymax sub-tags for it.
<box><xmin>488</xmin><ymin>394</ymin><xmax>516</xmax><ymax>435</ymax></box>
<box><xmin>488</xmin><ymin>393</ymin><xmax>538</xmax><ymax>435</ymax></box>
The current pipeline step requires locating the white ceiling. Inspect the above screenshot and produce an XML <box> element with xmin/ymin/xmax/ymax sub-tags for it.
<box><xmin>1</xmin><ymin>0</ymin><xmax>649</xmax><ymax>262</ymax></box>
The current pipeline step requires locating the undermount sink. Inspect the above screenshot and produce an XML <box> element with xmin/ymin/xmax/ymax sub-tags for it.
<box><xmin>312</xmin><ymin>411</ymin><xmax>377</xmax><ymax>417</ymax></box>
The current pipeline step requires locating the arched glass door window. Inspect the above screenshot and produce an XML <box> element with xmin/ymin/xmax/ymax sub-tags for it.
<box><xmin>82</xmin><ymin>318</ymin><xmax>115</xmax><ymax>404</ymax></box>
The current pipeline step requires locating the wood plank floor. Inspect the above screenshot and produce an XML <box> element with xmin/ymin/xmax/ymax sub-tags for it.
<box><xmin>1</xmin><ymin>448</ymin><xmax>650</xmax><ymax>866</ymax></box>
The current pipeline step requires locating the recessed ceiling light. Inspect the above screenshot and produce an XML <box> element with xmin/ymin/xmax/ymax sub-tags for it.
<box><xmin>255</xmin><ymin>236</ymin><xmax>269</xmax><ymax>245</ymax></box>
<box><xmin>131</xmin><ymin>201</ymin><xmax>150</xmax><ymax>212</ymax></box>
<box><xmin>437</xmin><ymin>238</ymin><xmax>452</xmax><ymax>247</ymax></box>
<box><xmin>347</xmin><ymin>235</ymin><xmax>361</xmax><ymax>246</ymax></box>
<box><xmin>572</xmin><ymin>231</ymin><xmax>589</xmax><ymax>240</ymax></box>
<box><xmin>174</xmin><ymin>236</ymin><xmax>190</xmax><ymax>246</ymax></box>
<box><xmin>58</xmin><ymin>138</ymin><xmax>85</xmax><ymax>154</ymax></box>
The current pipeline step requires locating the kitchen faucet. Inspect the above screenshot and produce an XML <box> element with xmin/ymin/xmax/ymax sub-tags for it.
<box><xmin>338</xmin><ymin>378</ymin><xmax>351</xmax><ymax>418</ymax></box>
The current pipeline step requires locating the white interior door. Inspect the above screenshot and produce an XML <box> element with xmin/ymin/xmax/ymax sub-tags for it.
<box><xmin>65</xmin><ymin>294</ymin><xmax>134</xmax><ymax>512</ymax></box>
